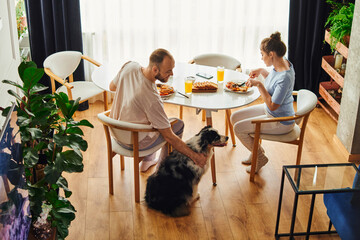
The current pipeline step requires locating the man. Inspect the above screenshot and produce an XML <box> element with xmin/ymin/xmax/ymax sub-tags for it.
<box><xmin>109</xmin><ymin>48</ymin><xmax>207</xmax><ymax>171</ymax></box>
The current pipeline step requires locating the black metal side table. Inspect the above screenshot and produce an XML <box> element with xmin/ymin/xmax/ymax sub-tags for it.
<box><xmin>275</xmin><ymin>163</ymin><xmax>360</xmax><ymax>239</ymax></box>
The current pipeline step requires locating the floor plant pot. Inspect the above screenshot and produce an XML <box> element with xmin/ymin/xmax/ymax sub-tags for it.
<box><xmin>28</xmin><ymin>223</ymin><xmax>56</xmax><ymax>240</ymax></box>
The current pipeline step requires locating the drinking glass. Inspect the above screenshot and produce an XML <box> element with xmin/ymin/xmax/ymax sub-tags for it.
<box><xmin>184</xmin><ymin>77</ymin><xmax>193</xmax><ymax>94</ymax></box>
<box><xmin>217</xmin><ymin>66</ymin><xmax>224</xmax><ymax>82</ymax></box>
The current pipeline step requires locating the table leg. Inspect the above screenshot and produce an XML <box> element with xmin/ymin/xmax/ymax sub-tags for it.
<box><xmin>306</xmin><ymin>194</ymin><xmax>316</xmax><ymax>240</ymax></box>
<box><xmin>206</xmin><ymin>110</ymin><xmax>217</xmax><ymax>186</ymax></box>
<box><xmin>225</xmin><ymin>109</ymin><xmax>236</xmax><ymax>147</ymax></box>
<box><xmin>275</xmin><ymin>169</ymin><xmax>286</xmax><ymax>238</ymax></box>
<box><xmin>289</xmin><ymin>193</ymin><xmax>299</xmax><ymax>239</ymax></box>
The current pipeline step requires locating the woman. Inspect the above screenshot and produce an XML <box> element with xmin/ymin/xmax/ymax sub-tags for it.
<box><xmin>230</xmin><ymin>32</ymin><xmax>295</xmax><ymax>173</ymax></box>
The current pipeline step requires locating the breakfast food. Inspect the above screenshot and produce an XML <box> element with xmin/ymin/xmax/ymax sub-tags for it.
<box><xmin>226</xmin><ymin>81</ymin><xmax>249</xmax><ymax>92</ymax></box>
<box><xmin>193</xmin><ymin>81</ymin><xmax>218</xmax><ymax>90</ymax></box>
<box><xmin>157</xmin><ymin>84</ymin><xmax>174</xmax><ymax>96</ymax></box>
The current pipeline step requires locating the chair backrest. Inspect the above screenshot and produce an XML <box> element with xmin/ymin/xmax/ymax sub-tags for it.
<box><xmin>43</xmin><ymin>51</ymin><xmax>82</xmax><ymax>80</ymax></box>
<box><xmin>294</xmin><ymin>89</ymin><xmax>318</xmax><ymax>124</ymax></box>
<box><xmin>193</xmin><ymin>53</ymin><xmax>241</xmax><ymax>70</ymax></box>
<box><xmin>97</xmin><ymin>111</ymin><xmax>155</xmax><ymax>144</ymax></box>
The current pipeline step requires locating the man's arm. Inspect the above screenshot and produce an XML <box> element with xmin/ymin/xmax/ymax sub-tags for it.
<box><xmin>157</xmin><ymin>127</ymin><xmax>207</xmax><ymax>167</ymax></box>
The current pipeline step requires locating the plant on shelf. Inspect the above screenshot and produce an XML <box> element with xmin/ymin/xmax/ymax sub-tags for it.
<box><xmin>2</xmin><ymin>61</ymin><xmax>93</xmax><ymax>240</ymax></box>
<box><xmin>325</xmin><ymin>0</ymin><xmax>355</xmax><ymax>52</ymax></box>
<box><xmin>16</xmin><ymin>0</ymin><xmax>27</xmax><ymax>39</ymax></box>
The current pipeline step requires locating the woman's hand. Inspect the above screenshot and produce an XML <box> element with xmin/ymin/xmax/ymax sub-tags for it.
<box><xmin>248</xmin><ymin>68</ymin><xmax>262</xmax><ymax>78</ymax></box>
<box><xmin>246</xmin><ymin>78</ymin><xmax>262</xmax><ymax>88</ymax></box>
<box><xmin>248</xmin><ymin>68</ymin><xmax>269</xmax><ymax>79</ymax></box>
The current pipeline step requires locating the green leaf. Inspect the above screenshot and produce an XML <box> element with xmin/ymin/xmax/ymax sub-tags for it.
<box><xmin>18</xmin><ymin>61</ymin><xmax>37</xmax><ymax>80</ymax></box>
<box><xmin>2</xmin><ymin>79</ymin><xmax>24</xmax><ymax>90</ymax></box>
<box><xmin>45</xmin><ymin>188</ymin><xmax>59</xmax><ymax>205</ymax></box>
<box><xmin>7</xmin><ymin>89</ymin><xmax>24</xmax><ymax>103</ymax></box>
<box><xmin>68</xmin><ymin>134</ymin><xmax>88</xmax><ymax>152</ymax></box>
<box><xmin>23</xmin><ymin>67</ymin><xmax>44</xmax><ymax>90</ymax></box>
<box><xmin>29</xmin><ymin>84</ymin><xmax>49</xmax><ymax>94</ymax></box>
<box><xmin>17</xmin><ymin>116</ymin><xmax>31</xmax><ymax>127</ymax></box>
<box><xmin>65</xmin><ymin>127</ymin><xmax>83</xmax><ymax>135</ymax></box>
<box><xmin>67</xmin><ymin>98</ymin><xmax>80</xmax><ymax>118</ymax></box>
<box><xmin>44</xmin><ymin>164</ymin><xmax>62</xmax><ymax>184</ymax></box>
<box><xmin>56</xmin><ymin>150</ymin><xmax>84</xmax><ymax>173</ymax></box>
<box><xmin>78</xmin><ymin>119</ymin><xmax>94</xmax><ymax>128</ymax></box>
<box><xmin>56</xmin><ymin>177</ymin><xmax>72</xmax><ymax>198</ymax></box>
<box><xmin>23</xmin><ymin>148</ymin><xmax>39</xmax><ymax>167</ymax></box>
<box><xmin>1</xmin><ymin>106</ymin><xmax>11</xmax><ymax>117</ymax></box>
<box><xmin>28</xmin><ymin>127</ymin><xmax>42</xmax><ymax>139</ymax></box>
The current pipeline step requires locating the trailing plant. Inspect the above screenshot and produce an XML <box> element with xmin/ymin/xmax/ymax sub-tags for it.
<box><xmin>2</xmin><ymin>61</ymin><xmax>93</xmax><ymax>239</ymax></box>
<box><xmin>325</xmin><ymin>0</ymin><xmax>355</xmax><ymax>52</ymax></box>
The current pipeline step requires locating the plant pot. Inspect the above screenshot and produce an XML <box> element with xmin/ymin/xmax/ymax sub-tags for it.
<box><xmin>343</xmin><ymin>35</ymin><xmax>350</xmax><ymax>47</ymax></box>
<box><xmin>28</xmin><ymin>223</ymin><xmax>56</xmax><ymax>240</ymax></box>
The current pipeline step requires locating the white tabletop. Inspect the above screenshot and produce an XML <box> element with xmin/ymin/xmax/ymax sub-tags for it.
<box><xmin>164</xmin><ymin>63</ymin><xmax>260</xmax><ymax>110</ymax></box>
<box><xmin>91</xmin><ymin>62</ymin><xmax>260</xmax><ymax>110</ymax></box>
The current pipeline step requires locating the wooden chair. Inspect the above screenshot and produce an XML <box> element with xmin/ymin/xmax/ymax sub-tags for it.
<box><xmin>183</xmin><ymin>53</ymin><xmax>242</xmax><ymax>147</ymax></box>
<box><xmin>249</xmin><ymin>89</ymin><xmax>318</xmax><ymax>181</ymax></box>
<box><xmin>43</xmin><ymin>51</ymin><xmax>108</xmax><ymax>112</ymax></box>
<box><xmin>97</xmin><ymin>110</ymin><xmax>169</xmax><ymax>202</ymax></box>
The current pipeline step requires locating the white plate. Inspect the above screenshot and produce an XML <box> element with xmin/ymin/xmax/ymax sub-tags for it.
<box><xmin>224</xmin><ymin>85</ymin><xmax>253</xmax><ymax>94</ymax></box>
<box><xmin>157</xmin><ymin>84</ymin><xmax>175</xmax><ymax>98</ymax></box>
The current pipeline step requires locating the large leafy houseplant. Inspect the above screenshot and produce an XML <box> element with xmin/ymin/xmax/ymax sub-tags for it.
<box><xmin>325</xmin><ymin>0</ymin><xmax>355</xmax><ymax>52</ymax></box>
<box><xmin>2</xmin><ymin>61</ymin><xmax>93</xmax><ymax>239</ymax></box>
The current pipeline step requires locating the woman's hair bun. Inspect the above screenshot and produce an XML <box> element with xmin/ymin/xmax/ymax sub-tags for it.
<box><xmin>270</xmin><ymin>32</ymin><xmax>281</xmax><ymax>41</ymax></box>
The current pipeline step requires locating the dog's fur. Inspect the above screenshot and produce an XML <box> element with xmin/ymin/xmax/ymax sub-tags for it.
<box><xmin>145</xmin><ymin>126</ymin><xmax>228</xmax><ymax>217</ymax></box>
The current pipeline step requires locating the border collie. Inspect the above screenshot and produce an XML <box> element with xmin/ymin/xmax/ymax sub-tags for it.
<box><xmin>145</xmin><ymin>126</ymin><xmax>228</xmax><ymax>217</ymax></box>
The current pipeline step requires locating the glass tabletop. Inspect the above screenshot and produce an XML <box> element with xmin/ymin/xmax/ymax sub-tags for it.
<box><xmin>284</xmin><ymin>163</ymin><xmax>360</xmax><ymax>194</ymax></box>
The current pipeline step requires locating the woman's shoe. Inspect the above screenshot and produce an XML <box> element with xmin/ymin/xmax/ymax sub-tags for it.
<box><xmin>241</xmin><ymin>154</ymin><xmax>252</xmax><ymax>165</ymax></box>
<box><xmin>246</xmin><ymin>155</ymin><xmax>268</xmax><ymax>173</ymax></box>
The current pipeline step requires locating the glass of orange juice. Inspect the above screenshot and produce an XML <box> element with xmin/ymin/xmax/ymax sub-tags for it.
<box><xmin>217</xmin><ymin>66</ymin><xmax>225</xmax><ymax>82</ymax></box>
<box><xmin>185</xmin><ymin>77</ymin><xmax>195</xmax><ymax>94</ymax></box>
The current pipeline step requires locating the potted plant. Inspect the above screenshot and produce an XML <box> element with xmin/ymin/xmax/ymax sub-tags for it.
<box><xmin>2</xmin><ymin>61</ymin><xmax>93</xmax><ymax>239</ymax></box>
<box><xmin>325</xmin><ymin>0</ymin><xmax>355</xmax><ymax>52</ymax></box>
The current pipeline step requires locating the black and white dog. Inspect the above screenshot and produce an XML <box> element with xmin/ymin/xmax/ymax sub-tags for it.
<box><xmin>145</xmin><ymin>126</ymin><xmax>228</xmax><ymax>217</ymax></box>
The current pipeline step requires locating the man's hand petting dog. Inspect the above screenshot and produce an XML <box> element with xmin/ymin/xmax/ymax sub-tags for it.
<box><xmin>192</xmin><ymin>152</ymin><xmax>208</xmax><ymax>168</ymax></box>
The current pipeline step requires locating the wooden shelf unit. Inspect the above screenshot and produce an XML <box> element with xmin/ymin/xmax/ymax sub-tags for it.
<box><xmin>319</xmin><ymin>29</ymin><xmax>348</xmax><ymax>122</ymax></box>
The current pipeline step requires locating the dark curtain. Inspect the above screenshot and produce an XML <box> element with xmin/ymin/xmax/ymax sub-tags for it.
<box><xmin>24</xmin><ymin>0</ymin><xmax>88</xmax><ymax>110</ymax></box>
<box><xmin>288</xmin><ymin>0</ymin><xmax>332</xmax><ymax>94</ymax></box>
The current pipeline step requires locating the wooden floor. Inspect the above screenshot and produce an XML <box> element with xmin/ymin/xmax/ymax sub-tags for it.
<box><xmin>65</xmin><ymin>99</ymin><xmax>346</xmax><ymax>240</ymax></box>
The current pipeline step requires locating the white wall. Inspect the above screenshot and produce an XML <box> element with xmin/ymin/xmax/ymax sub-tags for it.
<box><xmin>0</xmin><ymin>0</ymin><xmax>21</xmax><ymax>127</ymax></box>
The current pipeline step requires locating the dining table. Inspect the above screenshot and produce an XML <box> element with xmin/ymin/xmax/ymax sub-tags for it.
<box><xmin>92</xmin><ymin>62</ymin><xmax>261</xmax><ymax>185</ymax></box>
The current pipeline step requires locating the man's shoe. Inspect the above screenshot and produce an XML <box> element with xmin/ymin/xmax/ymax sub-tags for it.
<box><xmin>139</xmin><ymin>158</ymin><xmax>159</xmax><ymax>172</ymax></box>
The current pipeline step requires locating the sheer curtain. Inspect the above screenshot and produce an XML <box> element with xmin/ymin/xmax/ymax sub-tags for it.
<box><xmin>80</xmin><ymin>0</ymin><xmax>289</xmax><ymax>72</ymax></box>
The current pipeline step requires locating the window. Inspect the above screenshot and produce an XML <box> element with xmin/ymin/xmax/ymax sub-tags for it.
<box><xmin>80</xmin><ymin>0</ymin><xmax>289</xmax><ymax>71</ymax></box>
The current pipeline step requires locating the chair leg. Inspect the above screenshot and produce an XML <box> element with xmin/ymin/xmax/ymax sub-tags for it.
<box><xmin>295</xmin><ymin>142</ymin><xmax>303</xmax><ymax>165</ymax></box>
<box><xmin>211</xmin><ymin>154</ymin><xmax>217</xmax><ymax>186</ymax></box>
<box><xmin>103</xmin><ymin>91</ymin><xmax>109</xmax><ymax>111</ymax></box>
<box><xmin>167</xmin><ymin>142</ymin><xmax>172</xmax><ymax>155</ymax></box>
<box><xmin>179</xmin><ymin>106</ymin><xmax>183</xmax><ymax>120</ymax></box>
<box><xmin>225</xmin><ymin>114</ymin><xmax>229</xmax><ymax>136</ymax></box>
<box><xmin>225</xmin><ymin>109</ymin><xmax>236</xmax><ymax>147</ymax></box>
<box><xmin>202</xmin><ymin>110</ymin><xmax>206</xmax><ymax>121</ymax></box>
<box><xmin>250</xmin><ymin>124</ymin><xmax>261</xmax><ymax>182</ymax></box>
<box><xmin>120</xmin><ymin>155</ymin><xmax>125</xmax><ymax>170</ymax></box>
<box><xmin>134</xmin><ymin>156</ymin><xmax>142</xmax><ymax>203</ymax></box>
<box><xmin>108</xmin><ymin>152</ymin><xmax>114</xmax><ymax>195</ymax></box>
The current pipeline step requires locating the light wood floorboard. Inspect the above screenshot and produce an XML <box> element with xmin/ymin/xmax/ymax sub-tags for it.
<box><xmin>64</xmin><ymin>100</ymin><xmax>346</xmax><ymax>240</ymax></box>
